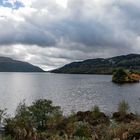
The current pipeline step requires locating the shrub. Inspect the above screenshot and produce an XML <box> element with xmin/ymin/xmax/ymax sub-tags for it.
<box><xmin>91</xmin><ymin>105</ymin><xmax>101</xmax><ymax>119</ymax></box>
<box><xmin>118</xmin><ymin>100</ymin><xmax>129</xmax><ymax>116</ymax></box>
<box><xmin>74</xmin><ymin>121</ymin><xmax>92</xmax><ymax>138</ymax></box>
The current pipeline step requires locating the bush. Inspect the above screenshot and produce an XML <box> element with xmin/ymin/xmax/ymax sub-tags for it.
<box><xmin>91</xmin><ymin>105</ymin><xmax>101</xmax><ymax>119</ymax></box>
<box><xmin>28</xmin><ymin>99</ymin><xmax>62</xmax><ymax>131</ymax></box>
<box><xmin>118</xmin><ymin>100</ymin><xmax>129</xmax><ymax>116</ymax></box>
<box><xmin>74</xmin><ymin>121</ymin><xmax>92</xmax><ymax>138</ymax></box>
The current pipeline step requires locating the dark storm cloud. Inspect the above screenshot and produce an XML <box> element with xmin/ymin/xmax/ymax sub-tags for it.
<box><xmin>116</xmin><ymin>1</ymin><xmax>140</xmax><ymax>34</ymax></box>
<box><xmin>0</xmin><ymin>18</ymin><xmax>56</xmax><ymax>46</ymax></box>
<box><xmin>49</xmin><ymin>18</ymin><xmax>130</xmax><ymax>49</ymax></box>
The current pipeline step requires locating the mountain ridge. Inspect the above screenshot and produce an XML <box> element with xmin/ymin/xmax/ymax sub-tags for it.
<box><xmin>51</xmin><ymin>54</ymin><xmax>140</xmax><ymax>74</ymax></box>
<box><xmin>0</xmin><ymin>56</ymin><xmax>44</xmax><ymax>72</ymax></box>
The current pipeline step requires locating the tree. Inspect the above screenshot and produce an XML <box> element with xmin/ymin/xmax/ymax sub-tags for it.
<box><xmin>112</xmin><ymin>69</ymin><xmax>128</xmax><ymax>83</ymax></box>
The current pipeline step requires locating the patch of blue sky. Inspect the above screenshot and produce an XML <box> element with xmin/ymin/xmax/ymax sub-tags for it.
<box><xmin>0</xmin><ymin>0</ymin><xmax>24</xmax><ymax>9</ymax></box>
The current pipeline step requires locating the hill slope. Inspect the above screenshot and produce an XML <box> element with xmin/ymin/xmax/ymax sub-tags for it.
<box><xmin>51</xmin><ymin>54</ymin><xmax>140</xmax><ymax>74</ymax></box>
<box><xmin>0</xmin><ymin>57</ymin><xmax>44</xmax><ymax>72</ymax></box>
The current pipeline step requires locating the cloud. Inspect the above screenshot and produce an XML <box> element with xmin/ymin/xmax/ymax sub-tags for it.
<box><xmin>0</xmin><ymin>0</ymin><xmax>140</xmax><ymax>70</ymax></box>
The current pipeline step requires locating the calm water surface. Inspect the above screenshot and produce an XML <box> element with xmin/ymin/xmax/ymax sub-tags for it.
<box><xmin>0</xmin><ymin>73</ymin><xmax>140</xmax><ymax>115</ymax></box>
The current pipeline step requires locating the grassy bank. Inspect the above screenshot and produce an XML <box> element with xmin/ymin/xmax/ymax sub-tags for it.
<box><xmin>1</xmin><ymin>99</ymin><xmax>140</xmax><ymax>140</ymax></box>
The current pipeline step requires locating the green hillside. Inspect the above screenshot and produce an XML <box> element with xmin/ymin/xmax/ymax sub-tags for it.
<box><xmin>51</xmin><ymin>54</ymin><xmax>140</xmax><ymax>74</ymax></box>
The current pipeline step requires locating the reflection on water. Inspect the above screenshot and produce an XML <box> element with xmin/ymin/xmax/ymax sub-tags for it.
<box><xmin>0</xmin><ymin>73</ymin><xmax>140</xmax><ymax>115</ymax></box>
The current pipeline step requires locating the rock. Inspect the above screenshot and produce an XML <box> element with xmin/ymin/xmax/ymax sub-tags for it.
<box><xmin>112</xmin><ymin>112</ymin><xmax>136</xmax><ymax>123</ymax></box>
<box><xmin>75</xmin><ymin>111</ymin><xmax>109</xmax><ymax>125</ymax></box>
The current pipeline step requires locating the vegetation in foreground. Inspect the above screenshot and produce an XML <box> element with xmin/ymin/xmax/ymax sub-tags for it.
<box><xmin>1</xmin><ymin>99</ymin><xmax>140</xmax><ymax>140</ymax></box>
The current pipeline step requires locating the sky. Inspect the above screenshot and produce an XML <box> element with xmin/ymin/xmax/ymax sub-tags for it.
<box><xmin>0</xmin><ymin>0</ymin><xmax>140</xmax><ymax>70</ymax></box>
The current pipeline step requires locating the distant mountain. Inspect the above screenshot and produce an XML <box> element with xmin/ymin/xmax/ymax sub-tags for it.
<box><xmin>51</xmin><ymin>54</ymin><xmax>140</xmax><ymax>74</ymax></box>
<box><xmin>0</xmin><ymin>57</ymin><xmax>44</xmax><ymax>72</ymax></box>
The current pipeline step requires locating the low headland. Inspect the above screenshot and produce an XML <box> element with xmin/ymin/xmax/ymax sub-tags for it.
<box><xmin>1</xmin><ymin>99</ymin><xmax>140</xmax><ymax>140</ymax></box>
